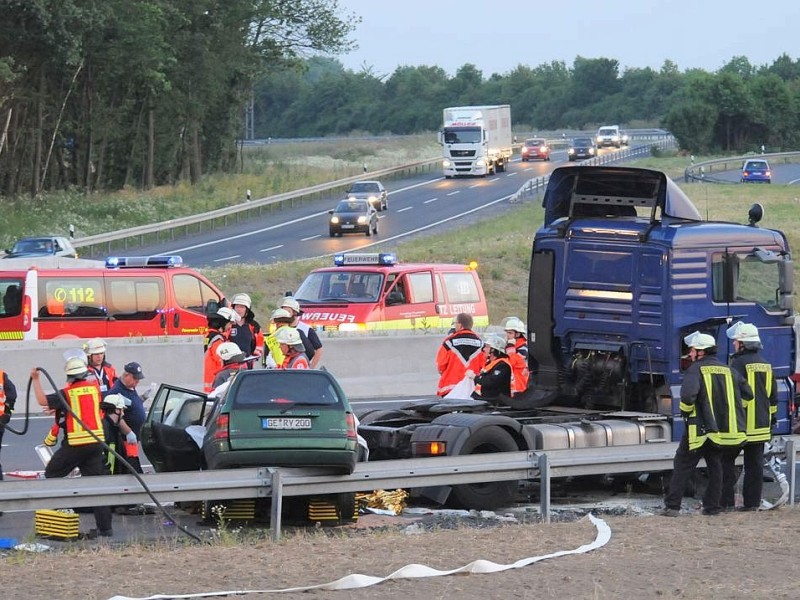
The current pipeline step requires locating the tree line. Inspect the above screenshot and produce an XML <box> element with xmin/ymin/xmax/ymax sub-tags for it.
<box><xmin>0</xmin><ymin>0</ymin><xmax>357</xmax><ymax>197</ymax></box>
<box><xmin>257</xmin><ymin>54</ymin><xmax>800</xmax><ymax>156</ymax></box>
<box><xmin>1</xmin><ymin>1</ymin><xmax>799</xmax><ymax>198</ymax></box>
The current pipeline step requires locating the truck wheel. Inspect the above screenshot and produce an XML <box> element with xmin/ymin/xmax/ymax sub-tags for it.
<box><xmin>449</xmin><ymin>426</ymin><xmax>519</xmax><ymax>510</ymax></box>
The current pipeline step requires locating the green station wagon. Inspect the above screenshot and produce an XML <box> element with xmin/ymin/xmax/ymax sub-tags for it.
<box><xmin>141</xmin><ymin>369</ymin><xmax>361</xmax><ymax>523</ymax></box>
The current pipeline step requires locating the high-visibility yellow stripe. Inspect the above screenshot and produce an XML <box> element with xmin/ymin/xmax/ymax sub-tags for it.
<box><xmin>307</xmin><ymin>315</ymin><xmax>490</xmax><ymax>333</ymax></box>
<box><xmin>0</xmin><ymin>331</ymin><xmax>24</xmax><ymax>340</ymax></box>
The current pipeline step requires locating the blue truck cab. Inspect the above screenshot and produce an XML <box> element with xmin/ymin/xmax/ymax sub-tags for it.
<box><xmin>527</xmin><ymin>166</ymin><xmax>796</xmax><ymax>440</ymax></box>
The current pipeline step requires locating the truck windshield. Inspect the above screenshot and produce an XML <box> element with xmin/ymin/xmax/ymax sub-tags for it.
<box><xmin>443</xmin><ymin>127</ymin><xmax>482</xmax><ymax>144</ymax></box>
<box><xmin>295</xmin><ymin>271</ymin><xmax>385</xmax><ymax>302</ymax></box>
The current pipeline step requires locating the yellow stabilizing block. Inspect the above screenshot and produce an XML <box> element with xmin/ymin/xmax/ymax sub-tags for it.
<box><xmin>307</xmin><ymin>498</ymin><xmax>360</xmax><ymax>522</ymax></box>
<box><xmin>202</xmin><ymin>499</ymin><xmax>256</xmax><ymax>522</ymax></box>
<box><xmin>35</xmin><ymin>509</ymin><xmax>80</xmax><ymax>540</ymax></box>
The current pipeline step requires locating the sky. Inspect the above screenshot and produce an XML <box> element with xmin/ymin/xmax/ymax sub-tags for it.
<box><xmin>329</xmin><ymin>1</ymin><xmax>800</xmax><ymax>77</ymax></box>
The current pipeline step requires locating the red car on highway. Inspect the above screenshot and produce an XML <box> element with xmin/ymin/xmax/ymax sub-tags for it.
<box><xmin>520</xmin><ymin>138</ymin><xmax>551</xmax><ymax>162</ymax></box>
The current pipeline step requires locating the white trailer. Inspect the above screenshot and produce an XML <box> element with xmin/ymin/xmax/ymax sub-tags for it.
<box><xmin>439</xmin><ymin>105</ymin><xmax>513</xmax><ymax>177</ymax></box>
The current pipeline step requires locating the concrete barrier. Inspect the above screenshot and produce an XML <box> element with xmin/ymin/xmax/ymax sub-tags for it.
<box><xmin>0</xmin><ymin>334</ymin><xmax>443</xmax><ymax>413</ymax></box>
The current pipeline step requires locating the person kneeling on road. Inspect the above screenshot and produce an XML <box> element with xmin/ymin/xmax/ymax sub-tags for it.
<box><xmin>31</xmin><ymin>355</ymin><xmax>113</xmax><ymax>539</ymax></box>
<box><xmin>467</xmin><ymin>333</ymin><xmax>513</xmax><ymax>406</ymax></box>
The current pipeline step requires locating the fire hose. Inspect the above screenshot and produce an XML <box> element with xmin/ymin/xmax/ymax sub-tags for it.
<box><xmin>18</xmin><ymin>367</ymin><xmax>204</xmax><ymax>543</ymax></box>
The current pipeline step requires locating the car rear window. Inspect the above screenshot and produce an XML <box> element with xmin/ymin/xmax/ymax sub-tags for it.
<box><xmin>745</xmin><ymin>161</ymin><xmax>768</xmax><ymax>170</ymax></box>
<box><xmin>232</xmin><ymin>371</ymin><xmax>343</xmax><ymax>407</ymax></box>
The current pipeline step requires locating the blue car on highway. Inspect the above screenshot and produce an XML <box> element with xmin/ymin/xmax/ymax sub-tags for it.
<box><xmin>741</xmin><ymin>159</ymin><xmax>771</xmax><ymax>183</ymax></box>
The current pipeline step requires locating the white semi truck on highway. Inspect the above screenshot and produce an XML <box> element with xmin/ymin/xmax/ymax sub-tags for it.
<box><xmin>439</xmin><ymin>105</ymin><xmax>513</xmax><ymax>178</ymax></box>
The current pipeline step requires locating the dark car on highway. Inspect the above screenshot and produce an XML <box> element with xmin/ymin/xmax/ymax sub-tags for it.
<box><xmin>4</xmin><ymin>236</ymin><xmax>77</xmax><ymax>259</ymax></box>
<box><xmin>346</xmin><ymin>180</ymin><xmax>388</xmax><ymax>211</ymax></box>
<box><xmin>329</xmin><ymin>199</ymin><xmax>378</xmax><ymax>237</ymax></box>
<box><xmin>520</xmin><ymin>138</ymin><xmax>551</xmax><ymax>162</ymax></box>
<box><xmin>741</xmin><ymin>159</ymin><xmax>771</xmax><ymax>183</ymax></box>
<box><xmin>568</xmin><ymin>137</ymin><xmax>596</xmax><ymax>161</ymax></box>
<box><xmin>140</xmin><ymin>369</ymin><xmax>361</xmax><ymax>523</ymax></box>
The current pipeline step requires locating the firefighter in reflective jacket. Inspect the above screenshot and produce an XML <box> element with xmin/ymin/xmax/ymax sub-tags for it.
<box><xmin>721</xmin><ymin>322</ymin><xmax>777</xmax><ymax>510</ymax></box>
<box><xmin>503</xmin><ymin>317</ymin><xmax>529</xmax><ymax>395</ymax></box>
<box><xmin>436</xmin><ymin>312</ymin><xmax>485</xmax><ymax>396</ymax></box>
<box><xmin>203</xmin><ymin>307</ymin><xmax>237</xmax><ymax>392</ymax></box>
<box><xmin>0</xmin><ymin>369</ymin><xmax>17</xmax><ymax>502</ymax></box>
<box><xmin>662</xmin><ymin>331</ymin><xmax>749</xmax><ymax>517</ymax></box>
<box><xmin>275</xmin><ymin>327</ymin><xmax>310</xmax><ymax>369</ymax></box>
<box><xmin>31</xmin><ymin>355</ymin><xmax>113</xmax><ymax>538</ymax></box>
<box><xmin>469</xmin><ymin>333</ymin><xmax>513</xmax><ymax>405</ymax></box>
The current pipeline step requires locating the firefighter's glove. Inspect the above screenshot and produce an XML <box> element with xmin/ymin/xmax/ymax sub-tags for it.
<box><xmin>0</xmin><ymin>413</ymin><xmax>9</xmax><ymax>425</ymax></box>
<box><xmin>44</xmin><ymin>424</ymin><xmax>59</xmax><ymax>446</ymax></box>
<box><xmin>126</xmin><ymin>431</ymin><xmax>138</xmax><ymax>445</ymax></box>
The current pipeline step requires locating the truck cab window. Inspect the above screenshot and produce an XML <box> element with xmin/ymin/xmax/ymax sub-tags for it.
<box><xmin>713</xmin><ymin>251</ymin><xmax>784</xmax><ymax>309</ymax></box>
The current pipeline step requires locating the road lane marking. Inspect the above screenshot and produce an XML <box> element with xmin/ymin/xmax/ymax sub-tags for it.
<box><xmin>308</xmin><ymin>192</ymin><xmax>513</xmax><ymax>259</ymax></box>
<box><xmin>259</xmin><ymin>245</ymin><xmax>283</xmax><ymax>252</ymax></box>
<box><xmin>302</xmin><ymin>235</ymin><xmax>321</xmax><ymax>241</ymax></box>
<box><xmin>423</xmin><ymin>198</ymin><xmax>437</xmax><ymax>204</ymax></box>
<box><xmin>158</xmin><ymin>210</ymin><xmax>330</xmax><ymax>254</ymax></box>
<box><xmin>214</xmin><ymin>255</ymin><xmax>241</xmax><ymax>262</ymax></box>
<box><xmin>396</xmin><ymin>206</ymin><xmax>412</xmax><ymax>212</ymax></box>
<box><xmin>446</xmin><ymin>191</ymin><xmax>460</xmax><ymax>196</ymax></box>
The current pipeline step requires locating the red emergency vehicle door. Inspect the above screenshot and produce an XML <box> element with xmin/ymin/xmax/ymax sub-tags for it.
<box><xmin>382</xmin><ymin>270</ymin><xmax>440</xmax><ymax>330</ymax></box>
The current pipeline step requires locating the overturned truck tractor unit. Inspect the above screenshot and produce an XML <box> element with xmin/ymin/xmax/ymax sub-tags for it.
<box><xmin>358</xmin><ymin>166</ymin><xmax>797</xmax><ymax>510</ymax></box>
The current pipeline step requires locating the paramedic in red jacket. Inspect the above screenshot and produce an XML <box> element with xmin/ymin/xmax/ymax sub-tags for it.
<box><xmin>436</xmin><ymin>313</ymin><xmax>484</xmax><ymax>397</ymax></box>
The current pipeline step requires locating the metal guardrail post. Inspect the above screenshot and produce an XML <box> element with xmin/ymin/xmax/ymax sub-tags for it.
<box><xmin>538</xmin><ymin>453</ymin><xmax>550</xmax><ymax>523</ymax></box>
<box><xmin>270</xmin><ymin>468</ymin><xmax>283</xmax><ymax>542</ymax></box>
<box><xmin>787</xmin><ymin>439</ymin><xmax>796</xmax><ymax>505</ymax></box>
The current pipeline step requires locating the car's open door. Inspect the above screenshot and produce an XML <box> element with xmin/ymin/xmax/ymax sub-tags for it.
<box><xmin>141</xmin><ymin>383</ymin><xmax>210</xmax><ymax>472</ymax></box>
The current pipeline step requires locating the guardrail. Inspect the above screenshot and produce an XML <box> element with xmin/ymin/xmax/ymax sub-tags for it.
<box><xmin>684</xmin><ymin>151</ymin><xmax>800</xmax><ymax>183</ymax></box>
<box><xmin>511</xmin><ymin>136</ymin><xmax>676</xmax><ymax>203</ymax></box>
<box><xmin>2</xmin><ymin>435</ymin><xmax>795</xmax><ymax>540</ymax></box>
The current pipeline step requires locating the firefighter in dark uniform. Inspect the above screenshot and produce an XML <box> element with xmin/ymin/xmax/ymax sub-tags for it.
<box><xmin>0</xmin><ymin>368</ymin><xmax>17</xmax><ymax>516</ymax></box>
<box><xmin>469</xmin><ymin>333</ymin><xmax>513</xmax><ymax>405</ymax></box>
<box><xmin>721</xmin><ymin>322</ymin><xmax>777</xmax><ymax>511</ymax></box>
<box><xmin>31</xmin><ymin>355</ymin><xmax>113</xmax><ymax>538</ymax></box>
<box><xmin>662</xmin><ymin>331</ymin><xmax>749</xmax><ymax>517</ymax></box>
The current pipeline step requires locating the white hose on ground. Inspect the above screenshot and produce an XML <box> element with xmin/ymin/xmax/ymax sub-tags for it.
<box><xmin>107</xmin><ymin>514</ymin><xmax>611</xmax><ymax>600</ymax></box>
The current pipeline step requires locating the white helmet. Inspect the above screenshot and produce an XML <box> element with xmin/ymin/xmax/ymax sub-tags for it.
<box><xmin>280</xmin><ymin>296</ymin><xmax>302</xmax><ymax>314</ymax></box>
<box><xmin>103</xmin><ymin>394</ymin><xmax>129</xmax><ymax>410</ymax></box>
<box><xmin>84</xmin><ymin>338</ymin><xmax>106</xmax><ymax>355</ymax></box>
<box><xmin>503</xmin><ymin>317</ymin><xmax>526</xmax><ymax>334</ymax></box>
<box><xmin>216</xmin><ymin>306</ymin><xmax>236</xmax><ymax>322</ymax></box>
<box><xmin>272</xmin><ymin>307</ymin><xmax>293</xmax><ymax>321</ymax></box>
<box><xmin>217</xmin><ymin>341</ymin><xmax>245</xmax><ymax>362</ymax></box>
<box><xmin>726</xmin><ymin>322</ymin><xmax>760</xmax><ymax>343</ymax></box>
<box><xmin>231</xmin><ymin>293</ymin><xmax>252</xmax><ymax>309</ymax></box>
<box><xmin>483</xmin><ymin>333</ymin><xmax>508</xmax><ymax>354</ymax></box>
<box><xmin>274</xmin><ymin>326</ymin><xmax>302</xmax><ymax>347</ymax></box>
<box><xmin>65</xmin><ymin>355</ymin><xmax>89</xmax><ymax>376</ymax></box>
<box><xmin>683</xmin><ymin>331</ymin><xmax>716</xmax><ymax>350</ymax></box>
